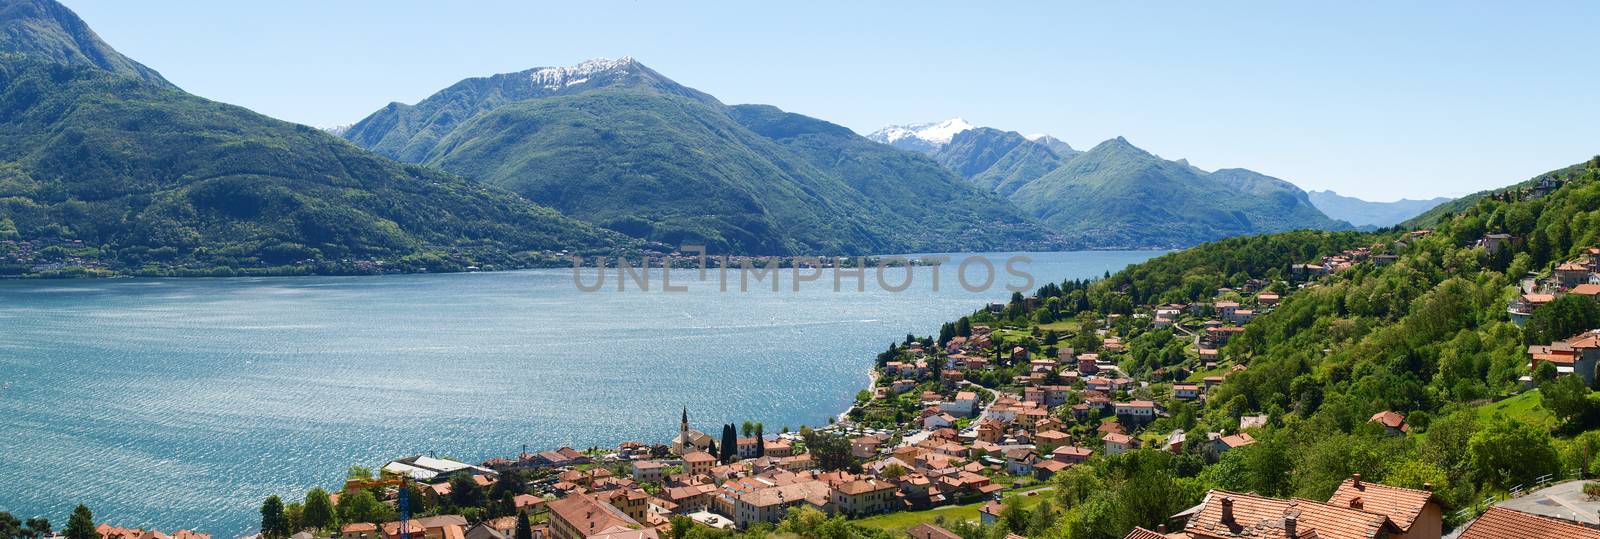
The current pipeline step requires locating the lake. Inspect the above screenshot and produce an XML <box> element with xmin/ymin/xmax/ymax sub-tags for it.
<box><xmin>0</xmin><ymin>251</ymin><xmax>1157</xmax><ymax>536</ymax></box>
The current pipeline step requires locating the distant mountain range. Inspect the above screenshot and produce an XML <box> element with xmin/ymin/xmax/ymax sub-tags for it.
<box><xmin>0</xmin><ymin>0</ymin><xmax>1461</xmax><ymax>275</ymax></box>
<box><xmin>1305</xmin><ymin>191</ymin><xmax>1453</xmax><ymax>228</ymax></box>
<box><xmin>0</xmin><ymin>0</ymin><xmax>631</xmax><ymax>275</ymax></box>
<box><xmin>343</xmin><ymin>60</ymin><xmax>1056</xmax><ymax>255</ymax></box>
<box><xmin>869</xmin><ymin>118</ymin><xmax>1359</xmax><ymax>248</ymax></box>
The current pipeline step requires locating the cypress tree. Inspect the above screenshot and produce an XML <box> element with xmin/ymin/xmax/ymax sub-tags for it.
<box><xmin>755</xmin><ymin>424</ymin><xmax>766</xmax><ymax>457</ymax></box>
<box><xmin>719</xmin><ymin>424</ymin><xmax>737</xmax><ymax>463</ymax></box>
<box><xmin>514</xmin><ymin>511</ymin><xmax>532</xmax><ymax>539</ymax></box>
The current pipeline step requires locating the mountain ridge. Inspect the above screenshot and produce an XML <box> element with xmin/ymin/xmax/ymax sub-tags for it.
<box><xmin>344</xmin><ymin>61</ymin><xmax>1061</xmax><ymax>255</ymax></box>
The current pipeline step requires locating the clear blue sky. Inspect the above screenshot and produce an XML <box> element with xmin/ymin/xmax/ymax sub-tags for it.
<box><xmin>65</xmin><ymin>0</ymin><xmax>1599</xmax><ymax>201</ymax></box>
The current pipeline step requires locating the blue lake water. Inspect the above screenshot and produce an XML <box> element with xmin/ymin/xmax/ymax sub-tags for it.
<box><xmin>0</xmin><ymin>251</ymin><xmax>1157</xmax><ymax>537</ymax></box>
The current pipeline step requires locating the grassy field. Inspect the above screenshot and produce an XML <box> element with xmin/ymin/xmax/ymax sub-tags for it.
<box><xmin>1475</xmin><ymin>390</ymin><xmax>1555</xmax><ymax>429</ymax></box>
<box><xmin>854</xmin><ymin>486</ymin><xmax>1051</xmax><ymax>532</ymax></box>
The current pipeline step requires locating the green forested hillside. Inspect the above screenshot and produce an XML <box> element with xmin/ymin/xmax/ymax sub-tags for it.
<box><xmin>0</xmin><ymin>0</ymin><xmax>170</xmax><ymax>86</ymax></box>
<box><xmin>1008</xmin><ymin>138</ymin><xmax>1350</xmax><ymax>249</ymax></box>
<box><xmin>346</xmin><ymin>60</ymin><xmax>1058</xmax><ymax>255</ymax></box>
<box><xmin>0</xmin><ymin>57</ymin><xmax>631</xmax><ymax>276</ymax></box>
<box><xmin>936</xmin><ymin>156</ymin><xmax>1600</xmax><ymax>538</ymax></box>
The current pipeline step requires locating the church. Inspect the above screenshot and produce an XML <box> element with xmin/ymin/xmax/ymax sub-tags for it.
<box><xmin>670</xmin><ymin>407</ymin><xmax>714</xmax><ymax>456</ymax></box>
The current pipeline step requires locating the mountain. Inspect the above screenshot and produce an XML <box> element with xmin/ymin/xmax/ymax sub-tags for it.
<box><xmin>1305</xmin><ymin>190</ymin><xmax>1453</xmax><ymax>228</ymax></box>
<box><xmin>344</xmin><ymin>61</ymin><xmax>1055</xmax><ymax>255</ymax></box>
<box><xmin>1025</xmin><ymin>134</ymin><xmax>1079</xmax><ymax>158</ymax></box>
<box><xmin>1007</xmin><ymin>138</ymin><xmax>1350</xmax><ymax>248</ymax></box>
<box><xmin>0</xmin><ymin>0</ymin><xmax>169</xmax><ymax>87</ymax></box>
<box><xmin>868</xmin><ymin>119</ymin><xmax>1348</xmax><ymax>247</ymax></box>
<box><xmin>865</xmin><ymin>118</ymin><xmax>976</xmax><ymax>154</ymax></box>
<box><xmin>934</xmin><ymin>128</ymin><xmax>1070</xmax><ymax>196</ymax></box>
<box><xmin>0</xmin><ymin>0</ymin><xmax>629</xmax><ymax>276</ymax></box>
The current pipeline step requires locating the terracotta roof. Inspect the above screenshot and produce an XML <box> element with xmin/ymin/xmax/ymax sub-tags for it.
<box><xmin>1369</xmin><ymin>411</ymin><xmax>1406</xmax><ymax>430</ymax></box>
<box><xmin>682</xmin><ymin>451</ymin><xmax>716</xmax><ymax>463</ymax></box>
<box><xmin>906</xmin><ymin>524</ymin><xmax>962</xmax><ymax>539</ymax></box>
<box><xmin>549</xmin><ymin>494</ymin><xmax>640</xmax><ymax>538</ymax></box>
<box><xmin>1459</xmin><ymin>507</ymin><xmax>1600</xmax><ymax>539</ymax></box>
<box><xmin>1573</xmin><ymin>284</ymin><xmax>1600</xmax><ymax>296</ymax></box>
<box><xmin>1122</xmin><ymin>527</ymin><xmax>1176</xmax><ymax>539</ymax></box>
<box><xmin>1219</xmin><ymin>433</ymin><xmax>1256</xmax><ymax>448</ymax></box>
<box><xmin>1325</xmin><ymin>477</ymin><xmax>1435</xmax><ymax>532</ymax></box>
<box><xmin>1183</xmin><ymin>490</ymin><xmax>1395</xmax><ymax>539</ymax></box>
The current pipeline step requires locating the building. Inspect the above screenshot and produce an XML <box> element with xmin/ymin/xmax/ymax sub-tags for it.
<box><xmin>1172</xmin><ymin>384</ymin><xmax>1201</xmax><ymax>401</ymax></box>
<box><xmin>1103</xmin><ymin>432</ymin><xmax>1135</xmax><ymax>456</ymax></box>
<box><xmin>96</xmin><ymin>525</ymin><xmax>210</xmax><ymax>539</ymax></box>
<box><xmin>632</xmin><ymin>460</ymin><xmax>666</xmax><ymax>483</ymax></box>
<box><xmin>1529</xmin><ymin>330</ymin><xmax>1600</xmax><ymax>386</ymax></box>
<box><xmin>1459</xmin><ymin>507</ymin><xmax>1600</xmax><ymax>539</ymax></box>
<box><xmin>670</xmin><ymin>408</ymin><xmax>714</xmax><ymax>456</ymax></box>
<box><xmin>906</xmin><ymin>524</ymin><xmax>962</xmax><ymax>539</ymax></box>
<box><xmin>1557</xmin><ymin>262</ymin><xmax>1591</xmax><ymax>288</ymax></box>
<box><xmin>1167</xmin><ymin>474</ymin><xmax>1444</xmax><ymax>539</ymax></box>
<box><xmin>1369</xmin><ymin>411</ymin><xmax>1409</xmax><ymax>436</ymax></box>
<box><xmin>1209</xmin><ymin>432</ymin><xmax>1256</xmax><ymax>454</ymax></box>
<box><xmin>383</xmin><ymin>456</ymin><xmax>496</xmax><ymax>481</ymax></box>
<box><xmin>1034</xmin><ymin>430</ymin><xmax>1071</xmax><ymax>453</ymax></box>
<box><xmin>730</xmin><ymin>481</ymin><xmax>832</xmax><ymax>528</ymax></box>
<box><xmin>851</xmin><ymin>436</ymin><xmax>885</xmax><ymax>458</ymax></box>
<box><xmin>1173</xmin><ymin>490</ymin><xmax>1398</xmax><ymax>539</ymax></box>
<box><xmin>1114</xmin><ymin>400</ymin><xmax>1159</xmax><ymax>425</ymax></box>
<box><xmin>547</xmin><ymin>494</ymin><xmax>655</xmax><ymax>539</ymax></box>
<box><xmin>682</xmin><ymin>451</ymin><xmax>716</xmax><ymax>476</ymax></box>
<box><xmin>830</xmin><ymin>478</ymin><xmax>897</xmax><ymax>517</ymax></box>
<box><xmin>1326</xmin><ymin>475</ymin><xmax>1443</xmax><ymax>539</ymax></box>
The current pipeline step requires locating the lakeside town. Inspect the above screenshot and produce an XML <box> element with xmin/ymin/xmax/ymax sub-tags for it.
<box><xmin>17</xmin><ymin>170</ymin><xmax>1600</xmax><ymax>539</ymax></box>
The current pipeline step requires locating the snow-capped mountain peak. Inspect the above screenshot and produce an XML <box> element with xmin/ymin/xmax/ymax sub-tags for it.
<box><xmin>867</xmin><ymin>118</ymin><xmax>976</xmax><ymax>152</ymax></box>
<box><xmin>529</xmin><ymin>57</ymin><xmax>636</xmax><ymax>90</ymax></box>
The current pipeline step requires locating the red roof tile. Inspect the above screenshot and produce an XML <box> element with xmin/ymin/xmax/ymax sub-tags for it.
<box><xmin>1459</xmin><ymin>507</ymin><xmax>1600</xmax><ymax>539</ymax></box>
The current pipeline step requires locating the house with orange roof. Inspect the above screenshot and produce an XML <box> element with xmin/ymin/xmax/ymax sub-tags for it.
<box><xmin>548</xmin><ymin>494</ymin><xmax>656</xmax><ymax>539</ymax></box>
<box><xmin>1173</xmin><ymin>489</ymin><xmax>1400</xmax><ymax>539</ymax></box>
<box><xmin>1458</xmin><ymin>506</ymin><xmax>1600</xmax><ymax>539</ymax></box>
<box><xmin>1325</xmin><ymin>474</ymin><xmax>1442</xmax><ymax>539</ymax></box>
<box><xmin>1369</xmin><ymin>411</ymin><xmax>1410</xmax><ymax>436</ymax></box>
<box><xmin>1557</xmin><ymin>262</ymin><xmax>1592</xmax><ymax>288</ymax></box>
<box><xmin>1103</xmin><ymin>432</ymin><xmax>1136</xmax><ymax>456</ymax></box>
<box><xmin>682</xmin><ymin>451</ymin><xmax>716</xmax><ymax>476</ymax></box>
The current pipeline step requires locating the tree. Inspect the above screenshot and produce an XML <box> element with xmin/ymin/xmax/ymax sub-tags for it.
<box><xmin>1526</xmin><ymin>295</ymin><xmax>1600</xmax><ymax>345</ymax></box>
<box><xmin>449</xmin><ymin>473</ymin><xmax>488</xmax><ymax>509</ymax></box>
<box><xmin>741</xmin><ymin>421</ymin><xmax>755</xmax><ymax>437</ymax></box>
<box><xmin>514</xmin><ymin>511</ymin><xmax>532</xmax><ymax>539</ymax></box>
<box><xmin>800</xmin><ymin>430</ymin><xmax>853</xmax><ymax>471</ymax></box>
<box><xmin>755</xmin><ymin>424</ymin><xmax>766</xmax><ymax>457</ymax></box>
<box><xmin>1542</xmin><ymin>375</ymin><xmax>1597</xmax><ymax>428</ymax></box>
<box><xmin>64</xmin><ymin>506</ymin><xmax>95</xmax><ymax>539</ymax></box>
<box><xmin>22</xmin><ymin>518</ymin><xmax>50</xmax><ymax>539</ymax></box>
<box><xmin>302</xmin><ymin>488</ymin><xmax>337</xmax><ymax>531</ymax></box>
<box><xmin>668</xmin><ymin>516</ymin><xmax>694</xmax><ymax>539</ymax></box>
<box><xmin>719</xmin><ymin>424</ymin><xmax>737</xmax><ymax>463</ymax></box>
<box><xmin>346</xmin><ymin>465</ymin><xmax>374</xmax><ymax>481</ymax></box>
<box><xmin>1469</xmin><ymin>415</ymin><xmax>1560</xmax><ymax>489</ymax></box>
<box><xmin>259</xmin><ymin>497</ymin><xmax>289</xmax><ymax>539</ymax></box>
<box><xmin>336</xmin><ymin>489</ymin><xmax>386</xmax><ymax>525</ymax></box>
<box><xmin>2</xmin><ymin>512</ymin><xmax>23</xmax><ymax>539</ymax></box>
